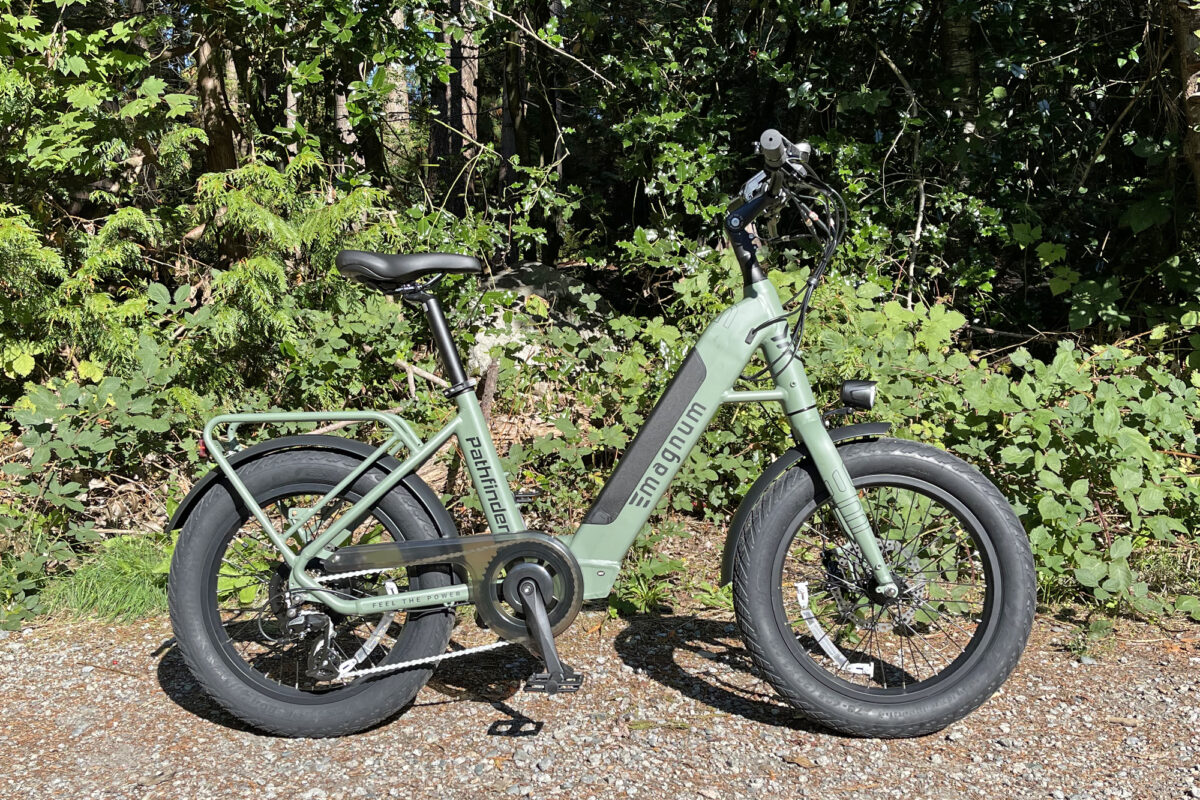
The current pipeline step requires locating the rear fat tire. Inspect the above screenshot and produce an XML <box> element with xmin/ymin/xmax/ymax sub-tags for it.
<box><xmin>168</xmin><ymin>450</ymin><xmax>456</xmax><ymax>738</ymax></box>
<box><xmin>731</xmin><ymin>439</ymin><xmax>1036</xmax><ymax>738</ymax></box>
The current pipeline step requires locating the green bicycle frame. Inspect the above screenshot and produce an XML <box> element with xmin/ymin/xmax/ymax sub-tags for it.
<box><xmin>201</xmin><ymin>277</ymin><xmax>895</xmax><ymax>618</ymax></box>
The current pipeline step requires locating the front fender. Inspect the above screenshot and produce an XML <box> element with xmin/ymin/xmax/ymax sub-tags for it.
<box><xmin>718</xmin><ymin>422</ymin><xmax>890</xmax><ymax>586</ymax></box>
<box><xmin>167</xmin><ymin>434</ymin><xmax>457</xmax><ymax>541</ymax></box>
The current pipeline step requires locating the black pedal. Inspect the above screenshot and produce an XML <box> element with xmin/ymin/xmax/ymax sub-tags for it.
<box><xmin>525</xmin><ymin>667</ymin><xmax>584</xmax><ymax>694</ymax></box>
<box><xmin>513</xmin><ymin>488</ymin><xmax>543</xmax><ymax>505</ymax></box>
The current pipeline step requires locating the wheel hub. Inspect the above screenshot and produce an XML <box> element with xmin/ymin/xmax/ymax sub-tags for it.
<box><xmin>824</xmin><ymin>539</ymin><xmax>928</xmax><ymax>631</ymax></box>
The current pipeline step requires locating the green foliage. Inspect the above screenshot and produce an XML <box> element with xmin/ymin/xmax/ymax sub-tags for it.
<box><xmin>608</xmin><ymin>527</ymin><xmax>685</xmax><ymax>616</ymax></box>
<box><xmin>691</xmin><ymin>581</ymin><xmax>734</xmax><ymax>611</ymax></box>
<box><xmin>493</xmin><ymin>258</ymin><xmax>1200</xmax><ymax>618</ymax></box>
<box><xmin>1</xmin><ymin>0</ymin><xmax>1198</xmax><ymax>629</ymax></box>
<box><xmin>43</xmin><ymin>534</ymin><xmax>173</xmax><ymax>622</ymax></box>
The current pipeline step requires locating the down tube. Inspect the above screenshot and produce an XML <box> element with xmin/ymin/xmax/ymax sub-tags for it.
<box><xmin>568</xmin><ymin>285</ymin><xmax>786</xmax><ymax>599</ymax></box>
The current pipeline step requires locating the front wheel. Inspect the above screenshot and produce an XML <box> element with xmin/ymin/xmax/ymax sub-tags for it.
<box><xmin>732</xmin><ymin>438</ymin><xmax>1035</xmax><ymax>738</ymax></box>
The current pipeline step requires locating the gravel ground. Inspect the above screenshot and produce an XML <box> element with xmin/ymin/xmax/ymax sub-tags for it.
<box><xmin>1</xmin><ymin>611</ymin><xmax>1197</xmax><ymax>800</ymax></box>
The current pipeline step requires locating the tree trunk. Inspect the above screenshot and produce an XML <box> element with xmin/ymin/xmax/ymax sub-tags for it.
<box><xmin>447</xmin><ymin>0</ymin><xmax>465</xmax><ymax>158</ymax></box>
<box><xmin>429</xmin><ymin>9</ymin><xmax>454</xmax><ymax>200</ymax></box>
<box><xmin>195</xmin><ymin>26</ymin><xmax>239</xmax><ymax>172</ymax></box>
<box><xmin>940</xmin><ymin>1</ymin><xmax>977</xmax><ymax>118</ymax></box>
<box><xmin>535</xmin><ymin>0</ymin><xmax>565</xmax><ymax>264</ymax></box>
<box><xmin>1167</xmin><ymin>0</ymin><xmax>1200</xmax><ymax>206</ymax></box>
<box><xmin>284</xmin><ymin>73</ymin><xmax>299</xmax><ymax>156</ymax></box>
<box><xmin>383</xmin><ymin>11</ymin><xmax>410</xmax><ymax>135</ymax></box>
<box><xmin>460</xmin><ymin>21</ymin><xmax>479</xmax><ymax>148</ymax></box>
<box><xmin>501</xmin><ymin>28</ymin><xmax>528</xmax><ymax>184</ymax></box>
<box><xmin>333</xmin><ymin>63</ymin><xmax>365</xmax><ymax>171</ymax></box>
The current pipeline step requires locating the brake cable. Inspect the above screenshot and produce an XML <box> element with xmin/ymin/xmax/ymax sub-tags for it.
<box><xmin>737</xmin><ymin>168</ymin><xmax>845</xmax><ymax>384</ymax></box>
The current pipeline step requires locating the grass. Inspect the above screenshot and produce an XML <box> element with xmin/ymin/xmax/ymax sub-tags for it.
<box><xmin>1132</xmin><ymin>541</ymin><xmax>1200</xmax><ymax>597</ymax></box>
<box><xmin>43</xmin><ymin>534</ymin><xmax>171</xmax><ymax>622</ymax></box>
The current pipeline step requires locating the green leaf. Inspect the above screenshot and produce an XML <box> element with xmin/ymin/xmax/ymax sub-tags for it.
<box><xmin>524</xmin><ymin>294</ymin><xmax>550</xmax><ymax>319</ymax></box>
<box><xmin>147</xmin><ymin>283</ymin><xmax>171</xmax><ymax>306</ymax></box>
<box><xmin>139</xmin><ymin>76</ymin><xmax>167</xmax><ymax>99</ymax></box>
<box><xmin>1137</xmin><ymin>486</ymin><xmax>1165</xmax><ymax>512</ymax></box>
<box><xmin>12</xmin><ymin>353</ymin><xmax>34</xmax><ymax>377</ymax></box>
<box><xmin>1010</xmin><ymin>223</ymin><xmax>1041</xmax><ymax>247</ymax></box>
<box><xmin>77</xmin><ymin>360</ymin><xmax>104</xmax><ymax>382</ymax></box>
<box><xmin>1037</xmin><ymin>495</ymin><xmax>1066</xmax><ymax>521</ymax></box>
<box><xmin>64</xmin><ymin>84</ymin><xmax>101</xmax><ymax>110</ymax></box>
<box><xmin>1048</xmin><ymin>266</ymin><xmax>1080</xmax><ymax>296</ymax></box>
<box><xmin>1102</xmin><ymin>560</ymin><xmax>1133</xmax><ymax>593</ymax></box>
<box><xmin>1073</xmin><ymin>559</ymin><xmax>1106</xmax><ymax>588</ymax></box>
<box><xmin>1120</xmin><ymin>193</ymin><xmax>1171</xmax><ymax>234</ymax></box>
<box><xmin>1108</xmin><ymin>536</ymin><xmax>1132</xmax><ymax>561</ymax></box>
<box><xmin>1035</xmin><ymin>242</ymin><xmax>1066</xmax><ymax>266</ymax></box>
<box><xmin>164</xmin><ymin>93</ymin><xmax>195</xmax><ymax>118</ymax></box>
<box><xmin>1175</xmin><ymin>596</ymin><xmax>1200</xmax><ymax>620</ymax></box>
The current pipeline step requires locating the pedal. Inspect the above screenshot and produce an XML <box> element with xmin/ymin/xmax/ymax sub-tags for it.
<box><xmin>525</xmin><ymin>667</ymin><xmax>584</xmax><ymax>694</ymax></box>
<box><xmin>508</xmin><ymin>568</ymin><xmax>586</xmax><ymax>696</ymax></box>
<box><xmin>513</xmin><ymin>488</ymin><xmax>543</xmax><ymax>505</ymax></box>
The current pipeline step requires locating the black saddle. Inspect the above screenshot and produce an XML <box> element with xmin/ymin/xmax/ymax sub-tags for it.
<box><xmin>335</xmin><ymin>250</ymin><xmax>481</xmax><ymax>290</ymax></box>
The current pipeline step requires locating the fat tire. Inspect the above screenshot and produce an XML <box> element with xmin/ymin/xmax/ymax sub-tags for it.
<box><xmin>732</xmin><ymin>438</ymin><xmax>1035</xmax><ymax>738</ymax></box>
<box><xmin>168</xmin><ymin>449</ymin><xmax>456</xmax><ymax>738</ymax></box>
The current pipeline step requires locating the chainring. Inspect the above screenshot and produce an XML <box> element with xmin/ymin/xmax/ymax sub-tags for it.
<box><xmin>474</xmin><ymin>541</ymin><xmax>584</xmax><ymax>643</ymax></box>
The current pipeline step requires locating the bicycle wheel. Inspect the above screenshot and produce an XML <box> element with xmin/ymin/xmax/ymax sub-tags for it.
<box><xmin>168</xmin><ymin>449</ymin><xmax>456</xmax><ymax>737</ymax></box>
<box><xmin>732</xmin><ymin>438</ymin><xmax>1035</xmax><ymax>737</ymax></box>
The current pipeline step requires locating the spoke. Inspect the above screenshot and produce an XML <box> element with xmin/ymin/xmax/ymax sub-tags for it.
<box><xmin>905</xmin><ymin>535</ymin><xmax>971</xmax><ymax>575</ymax></box>
<box><xmin>917</xmin><ymin>601</ymin><xmax>975</xmax><ymax>646</ymax></box>
<box><xmin>903</xmin><ymin>626</ymin><xmax>941</xmax><ymax>679</ymax></box>
<box><xmin>782</xmin><ymin>481</ymin><xmax>993</xmax><ymax>692</ymax></box>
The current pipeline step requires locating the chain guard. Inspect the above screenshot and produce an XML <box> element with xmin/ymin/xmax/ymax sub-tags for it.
<box><xmin>322</xmin><ymin>530</ymin><xmax>583</xmax><ymax>645</ymax></box>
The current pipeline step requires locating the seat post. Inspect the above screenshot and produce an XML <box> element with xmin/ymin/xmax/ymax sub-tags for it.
<box><xmin>414</xmin><ymin>293</ymin><xmax>473</xmax><ymax>396</ymax></box>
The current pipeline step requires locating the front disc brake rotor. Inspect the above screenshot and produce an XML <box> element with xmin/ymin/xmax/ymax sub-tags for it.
<box><xmin>824</xmin><ymin>540</ymin><xmax>927</xmax><ymax>632</ymax></box>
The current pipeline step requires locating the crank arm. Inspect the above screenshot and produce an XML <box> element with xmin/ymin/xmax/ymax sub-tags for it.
<box><xmin>517</xmin><ymin>578</ymin><xmax>583</xmax><ymax>694</ymax></box>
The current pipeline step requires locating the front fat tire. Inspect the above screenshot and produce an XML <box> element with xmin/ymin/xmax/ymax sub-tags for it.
<box><xmin>168</xmin><ymin>450</ymin><xmax>456</xmax><ymax>738</ymax></box>
<box><xmin>732</xmin><ymin>439</ymin><xmax>1036</xmax><ymax>738</ymax></box>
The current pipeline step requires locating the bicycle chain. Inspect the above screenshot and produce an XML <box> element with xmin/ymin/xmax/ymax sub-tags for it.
<box><xmin>303</xmin><ymin>566</ymin><xmax>516</xmax><ymax>681</ymax></box>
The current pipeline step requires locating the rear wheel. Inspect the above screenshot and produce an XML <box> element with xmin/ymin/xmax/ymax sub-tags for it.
<box><xmin>732</xmin><ymin>439</ymin><xmax>1035</xmax><ymax>737</ymax></box>
<box><xmin>168</xmin><ymin>449</ymin><xmax>456</xmax><ymax>737</ymax></box>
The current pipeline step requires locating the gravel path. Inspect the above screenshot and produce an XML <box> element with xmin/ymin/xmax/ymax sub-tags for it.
<box><xmin>0</xmin><ymin>612</ymin><xmax>1197</xmax><ymax>800</ymax></box>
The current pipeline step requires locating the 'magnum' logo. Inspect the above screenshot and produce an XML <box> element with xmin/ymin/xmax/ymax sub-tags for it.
<box><xmin>466</xmin><ymin>436</ymin><xmax>511</xmax><ymax>532</ymax></box>
<box><xmin>628</xmin><ymin>401</ymin><xmax>707</xmax><ymax>509</ymax></box>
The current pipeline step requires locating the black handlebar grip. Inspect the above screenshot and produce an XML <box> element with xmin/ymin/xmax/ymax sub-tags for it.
<box><xmin>760</xmin><ymin>129</ymin><xmax>788</xmax><ymax>169</ymax></box>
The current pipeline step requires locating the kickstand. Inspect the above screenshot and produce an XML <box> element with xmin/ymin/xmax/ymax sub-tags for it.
<box><xmin>515</xmin><ymin>578</ymin><xmax>584</xmax><ymax>694</ymax></box>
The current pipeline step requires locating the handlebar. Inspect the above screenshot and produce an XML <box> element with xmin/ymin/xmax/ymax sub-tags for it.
<box><xmin>758</xmin><ymin>129</ymin><xmax>811</xmax><ymax>170</ymax></box>
<box><xmin>726</xmin><ymin>129</ymin><xmax>840</xmax><ymax>287</ymax></box>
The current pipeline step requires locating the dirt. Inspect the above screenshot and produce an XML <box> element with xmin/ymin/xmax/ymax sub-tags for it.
<box><xmin>0</xmin><ymin>608</ymin><xmax>1197</xmax><ymax>800</ymax></box>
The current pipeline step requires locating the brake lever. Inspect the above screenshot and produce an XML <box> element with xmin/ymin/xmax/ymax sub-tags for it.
<box><xmin>741</xmin><ymin>170</ymin><xmax>769</xmax><ymax>202</ymax></box>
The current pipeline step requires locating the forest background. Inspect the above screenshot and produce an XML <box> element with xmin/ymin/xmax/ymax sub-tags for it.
<box><xmin>1</xmin><ymin>0</ymin><xmax>1199</xmax><ymax>631</ymax></box>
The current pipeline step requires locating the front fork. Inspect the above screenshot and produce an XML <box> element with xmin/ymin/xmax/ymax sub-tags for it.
<box><xmin>762</xmin><ymin>330</ymin><xmax>899</xmax><ymax>596</ymax></box>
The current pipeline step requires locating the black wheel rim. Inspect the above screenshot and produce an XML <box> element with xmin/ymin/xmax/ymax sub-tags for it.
<box><xmin>770</xmin><ymin>473</ymin><xmax>1000</xmax><ymax>699</ymax></box>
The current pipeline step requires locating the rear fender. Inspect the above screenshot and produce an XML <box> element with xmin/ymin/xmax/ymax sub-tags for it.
<box><xmin>167</xmin><ymin>434</ymin><xmax>457</xmax><ymax>541</ymax></box>
<box><xmin>718</xmin><ymin>422</ymin><xmax>890</xmax><ymax>586</ymax></box>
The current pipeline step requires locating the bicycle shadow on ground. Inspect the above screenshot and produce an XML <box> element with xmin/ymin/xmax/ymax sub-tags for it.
<box><xmin>155</xmin><ymin>636</ymin><xmax>546</xmax><ymax>737</ymax></box>
<box><xmin>612</xmin><ymin>614</ymin><xmax>827</xmax><ymax>733</ymax></box>
<box><xmin>425</xmin><ymin>645</ymin><xmax>547</xmax><ymax>737</ymax></box>
<box><xmin>155</xmin><ymin>640</ymin><xmax>273</xmax><ymax>735</ymax></box>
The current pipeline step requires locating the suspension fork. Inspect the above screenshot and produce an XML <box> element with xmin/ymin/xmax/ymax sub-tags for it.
<box><xmin>762</xmin><ymin>330</ymin><xmax>899</xmax><ymax>596</ymax></box>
